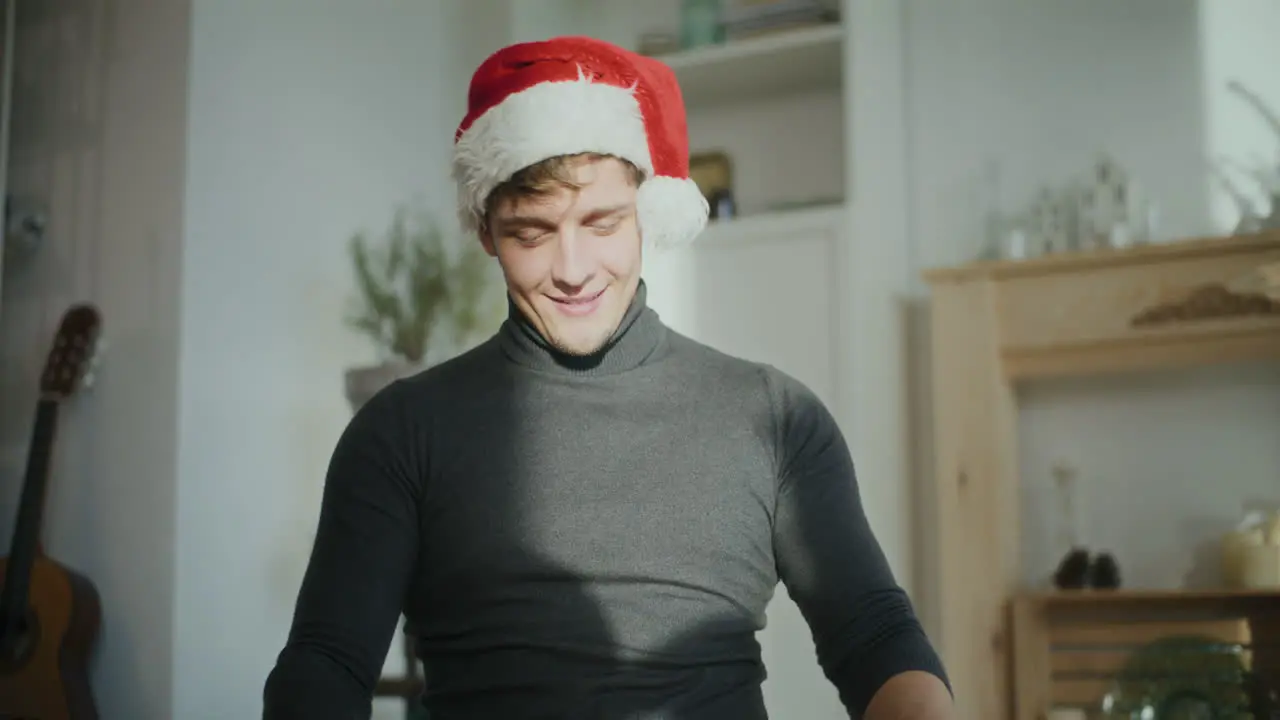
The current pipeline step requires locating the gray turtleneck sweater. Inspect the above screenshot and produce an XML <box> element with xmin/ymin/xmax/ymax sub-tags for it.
<box><xmin>264</xmin><ymin>283</ymin><xmax>947</xmax><ymax>719</ymax></box>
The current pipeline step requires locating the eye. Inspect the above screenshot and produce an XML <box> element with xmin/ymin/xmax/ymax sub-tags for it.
<box><xmin>590</xmin><ymin>219</ymin><xmax>622</xmax><ymax>235</ymax></box>
<box><xmin>513</xmin><ymin>229</ymin><xmax>548</xmax><ymax>245</ymax></box>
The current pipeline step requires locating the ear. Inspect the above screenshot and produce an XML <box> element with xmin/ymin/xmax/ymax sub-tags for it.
<box><xmin>478</xmin><ymin>225</ymin><xmax>497</xmax><ymax>258</ymax></box>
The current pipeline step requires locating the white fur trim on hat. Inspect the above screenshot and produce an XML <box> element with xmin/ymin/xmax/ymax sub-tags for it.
<box><xmin>452</xmin><ymin>75</ymin><xmax>707</xmax><ymax>247</ymax></box>
<box><xmin>453</xmin><ymin>78</ymin><xmax>652</xmax><ymax>229</ymax></box>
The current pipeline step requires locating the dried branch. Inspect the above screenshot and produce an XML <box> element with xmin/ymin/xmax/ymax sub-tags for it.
<box><xmin>345</xmin><ymin>206</ymin><xmax>499</xmax><ymax>364</ymax></box>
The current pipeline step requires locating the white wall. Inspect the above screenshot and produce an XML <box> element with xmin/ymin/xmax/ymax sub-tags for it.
<box><xmin>173</xmin><ymin>1</ymin><xmax>472</xmax><ymax>717</ymax></box>
<box><xmin>0</xmin><ymin>1</ymin><xmax>189</xmax><ymax>717</ymax></box>
<box><xmin>1199</xmin><ymin>0</ymin><xmax>1280</xmax><ymax>230</ymax></box>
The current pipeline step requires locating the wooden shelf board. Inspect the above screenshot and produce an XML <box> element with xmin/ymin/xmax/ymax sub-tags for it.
<box><xmin>655</xmin><ymin>24</ymin><xmax>844</xmax><ymax>108</ymax></box>
<box><xmin>696</xmin><ymin>203</ymin><xmax>845</xmax><ymax>246</ymax></box>
<box><xmin>1002</xmin><ymin>315</ymin><xmax>1280</xmax><ymax>380</ymax></box>
<box><xmin>1023</xmin><ymin>587</ymin><xmax>1280</xmax><ymax>606</ymax></box>
<box><xmin>924</xmin><ymin>229</ymin><xmax>1280</xmax><ymax>285</ymax></box>
<box><xmin>1231</xmin><ymin>258</ymin><xmax>1280</xmax><ymax>300</ymax></box>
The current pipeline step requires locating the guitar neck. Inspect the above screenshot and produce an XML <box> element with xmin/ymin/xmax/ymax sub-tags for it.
<box><xmin>0</xmin><ymin>397</ymin><xmax>60</xmax><ymax>627</ymax></box>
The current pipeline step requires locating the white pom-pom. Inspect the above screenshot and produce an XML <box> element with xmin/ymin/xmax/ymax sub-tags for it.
<box><xmin>637</xmin><ymin>176</ymin><xmax>709</xmax><ymax>249</ymax></box>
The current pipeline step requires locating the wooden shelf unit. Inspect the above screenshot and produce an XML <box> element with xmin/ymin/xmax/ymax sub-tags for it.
<box><xmin>921</xmin><ymin>230</ymin><xmax>1280</xmax><ymax>720</ymax></box>
<box><xmin>1012</xmin><ymin>589</ymin><xmax>1280</xmax><ymax>717</ymax></box>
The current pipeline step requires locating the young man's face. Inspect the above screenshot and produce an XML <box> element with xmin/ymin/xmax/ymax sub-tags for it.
<box><xmin>482</xmin><ymin>157</ymin><xmax>643</xmax><ymax>356</ymax></box>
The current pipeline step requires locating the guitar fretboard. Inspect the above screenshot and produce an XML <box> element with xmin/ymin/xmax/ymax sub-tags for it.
<box><xmin>0</xmin><ymin>398</ymin><xmax>60</xmax><ymax>635</ymax></box>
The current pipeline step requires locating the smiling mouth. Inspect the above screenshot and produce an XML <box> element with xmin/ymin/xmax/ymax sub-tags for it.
<box><xmin>550</xmin><ymin>288</ymin><xmax>606</xmax><ymax>306</ymax></box>
<box><xmin>548</xmin><ymin>287</ymin><xmax>607</xmax><ymax>316</ymax></box>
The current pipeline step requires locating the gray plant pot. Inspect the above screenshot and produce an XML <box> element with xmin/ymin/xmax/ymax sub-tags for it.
<box><xmin>343</xmin><ymin>359</ymin><xmax>425</xmax><ymax>412</ymax></box>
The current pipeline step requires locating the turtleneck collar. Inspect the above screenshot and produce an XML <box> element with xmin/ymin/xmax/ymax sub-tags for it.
<box><xmin>498</xmin><ymin>280</ymin><xmax>668</xmax><ymax>376</ymax></box>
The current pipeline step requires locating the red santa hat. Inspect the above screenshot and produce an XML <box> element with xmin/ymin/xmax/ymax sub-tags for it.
<box><xmin>452</xmin><ymin>36</ymin><xmax>709</xmax><ymax>248</ymax></box>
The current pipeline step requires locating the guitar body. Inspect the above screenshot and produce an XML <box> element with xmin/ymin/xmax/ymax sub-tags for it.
<box><xmin>0</xmin><ymin>554</ymin><xmax>101</xmax><ymax>720</ymax></box>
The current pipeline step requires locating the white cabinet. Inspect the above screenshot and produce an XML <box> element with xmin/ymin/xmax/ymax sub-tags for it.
<box><xmin>646</xmin><ymin>207</ymin><xmax>844</xmax><ymax>403</ymax></box>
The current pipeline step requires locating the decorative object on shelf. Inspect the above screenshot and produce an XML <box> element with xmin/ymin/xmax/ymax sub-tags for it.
<box><xmin>976</xmin><ymin>160</ymin><xmax>1006</xmax><ymax>260</ymax></box>
<box><xmin>1050</xmin><ymin>462</ymin><xmax>1091</xmax><ymax>590</ymax></box>
<box><xmin>1221</xmin><ymin>80</ymin><xmax>1280</xmax><ymax>231</ymax></box>
<box><xmin>1080</xmin><ymin>154</ymin><xmax>1159</xmax><ymax>249</ymax></box>
<box><xmin>1088</xmin><ymin>552</ymin><xmax>1122</xmax><ymax>590</ymax></box>
<box><xmin>1229</xmin><ymin>259</ymin><xmax>1280</xmax><ymax>301</ymax></box>
<box><xmin>1228</xmin><ymin>157</ymin><xmax>1280</xmax><ymax>231</ymax></box>
<box><xmin>709</xmin><ymin>189</ymin><xmax>737</xmax><ymax>220</ymax></box>
<box><xmin>637</xmin><ymin>31</ymin><xmax>680</xmax><ymax>57</ymax></box>
<box><xmin>1011</xmin><ymin>593</ymin><xmax>1269</xmax><ymax>720</ymax></box>
<box><xmin>1129</xmin><ymin>282</ymin><xmax>1280</xmax><ymax>328</ymax></box>
<box><xmin>720</xmin><ymin>0</ymin><xmax>839</xmax><ymax>42</ymax></box>
<box><xmin>1099</xmin><ymin>635</ymin><xmax>1249</xmax><ymax>720</ymax></box>
<box><xmin>679</xmin><ymin>0</ymin><xmax>725</xmax><ymax>50</ymax></box>
<box><xmin>1210</xmin><ymin>159</ymin><xmax>1268</xmax><ymax>235</ymax></box>
<box><xmin>1222</xmin><ymin>508</ymin><xmax>1280</xmax><ymax>589</ymax></box>
<box><xmin>974</xmin><ymin>160</ymin><xmax>1034</xmax><ymax>261</ymax></box>
<box><xmin>342</xmin><ymin>204</ymin><xmax>499</xmax><ymax>411</ymax></box>
<box><xmin>689</xmin><ymin>151</ymin><xmax>735</xmax><ymax>219</ymax></box>
<box><xmin>978</xmin><ymin>155</ymin><xmax>1160</xmax><ymax>262</ymax></box>
<box><xmin>1052</xmin><ymin>549</ymin><xmax>1092</xmax><ymax>590</ymax></box>
<box><xmin>1046</xmin><ymin>462</ymin><xmax>1122</xmax><ymax>591</ymax></box>
<box><xmin>1228</xmin><ymin>80</ymin><xmax>1280</xmax><ymax>145</ymax></box>
<box><xmin>1029</xmin><ymin>186</ymin><xmax>1070</xmax><ymax>254</ymax></box>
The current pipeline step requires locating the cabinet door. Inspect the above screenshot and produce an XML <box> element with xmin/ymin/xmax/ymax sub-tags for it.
<box><xmin>644</xmin><ymin>224</ymin><xmax>848</xmax><ymax>720</ymax></box>
<box><xmin>645</xmin><ymin>228</ymin><xmax>840</xmax><ymax>404</ymax></box>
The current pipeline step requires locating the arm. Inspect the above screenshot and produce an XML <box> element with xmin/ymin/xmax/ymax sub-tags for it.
<box><xmin>263</xmin><ymin>386</ymin><xmax>422</xmax><ymax>719</ymax></box>
<box><xmin>767</xmin><ymin>370</ymin><xmax>952</xmax><ymax>719</ymax></box>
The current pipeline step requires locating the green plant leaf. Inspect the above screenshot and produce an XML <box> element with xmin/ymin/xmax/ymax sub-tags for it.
<box><xmin>344</xmin><ymin>203</ymin><xmax>502</xmax><ymax>364</ymax></box>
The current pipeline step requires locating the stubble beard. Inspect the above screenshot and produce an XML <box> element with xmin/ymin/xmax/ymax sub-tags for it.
<box><xmin>547</xmin><ymin>321</ymin><xmax>617</xmax><ymax>357</ymax></box>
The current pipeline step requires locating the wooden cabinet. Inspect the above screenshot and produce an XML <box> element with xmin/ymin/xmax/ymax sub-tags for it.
<box><xmin>922</xmin><ymin>231</ymin><xmax>1280</xmax><ymax>720</ymax></box>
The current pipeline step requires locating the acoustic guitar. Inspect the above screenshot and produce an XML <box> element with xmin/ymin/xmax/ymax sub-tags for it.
<box><xmin>0</xmin><ymin>304</ymin><xmax>104</xmax><ymax>720</ymax></box>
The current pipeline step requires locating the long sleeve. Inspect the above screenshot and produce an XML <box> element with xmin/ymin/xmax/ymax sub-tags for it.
<box><xmin>263</xmin><ymin>385</ymin><xmax>423</xmax><ymax>719</ymax></box>
<box><xmin>767</xmin><ymin>370</ymin><xmax>950</xmax><ymax>717</ymax></box>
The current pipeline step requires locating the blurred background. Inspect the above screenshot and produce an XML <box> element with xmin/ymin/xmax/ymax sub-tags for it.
<box><xmin>0</xmin><ymin>0</ymin><xmax>1278</xmax><ymax>718</ymax></box>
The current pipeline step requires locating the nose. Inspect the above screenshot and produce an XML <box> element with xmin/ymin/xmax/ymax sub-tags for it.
<box><xmin>551</xmin><ymin>226</ymin><xmax>594</xmax><ymax>289</ymax></box>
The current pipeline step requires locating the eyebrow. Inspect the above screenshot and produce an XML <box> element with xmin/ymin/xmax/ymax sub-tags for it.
<box><xmin>498</xmin><ymin>214</ymin><xmax>558</xmax><ymax>231</ymax></box>
<box><xmin>581</xmin><ymin>203</ymin><xmax>634</xmax><ymax>223</ymax></box>
<box><xmin>499</xmin><ymin>203</ymin><xmax>633</xmax><ymax>230</ymax></box>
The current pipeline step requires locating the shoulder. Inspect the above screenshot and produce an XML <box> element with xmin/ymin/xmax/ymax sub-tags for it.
<box><xmin>666</xmin><ymin>331</ymin><xmax>827</xmax><ymax>411</ymax></box>
<box><xmin>664</xmin><ymin>330</ymin><xmax>772</xmax><ymax>387</ymax></box>
<box><xmin>375</xmin><ymin>336</ymin><xmax>504</xmax><ymax>408</ymax></box>
<box><xmin>663</xmin><ymin>331</ymin><xmax>836</xmax><ymax>450</ymax></box>
<box><xmin>345</xmin><ymin>337</ymin><xmax>503</xmax><ymax>447</ymax></box>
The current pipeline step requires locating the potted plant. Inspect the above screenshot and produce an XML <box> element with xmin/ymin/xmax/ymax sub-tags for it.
<box><xmin>343</xmin><ymin>204</ymin><xmax>500</xmax><ymax>411</ymax></box>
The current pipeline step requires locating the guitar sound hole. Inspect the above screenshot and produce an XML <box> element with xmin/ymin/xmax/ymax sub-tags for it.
<box><xmin>0</xmin><ymin>607</ymin><xmax>40</xmax><ymax>672</ymax></box>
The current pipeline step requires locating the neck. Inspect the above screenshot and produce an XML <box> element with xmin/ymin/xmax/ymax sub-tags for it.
<box><xmin>498</xmin><ymin>281</ymin><xmax>668</xmax><ymax>376</ymax></box>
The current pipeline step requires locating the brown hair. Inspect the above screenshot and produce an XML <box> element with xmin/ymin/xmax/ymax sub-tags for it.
<box><xmin>483</xmin><ymin>153</ymin><xmax>645</xmax><ymax>226</ymax></box>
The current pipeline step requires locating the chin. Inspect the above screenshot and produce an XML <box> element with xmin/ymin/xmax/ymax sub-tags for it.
<box><xmin>550</xmin><ymin>331</ymin><xmax>613</xmax><ymax>357</ymax></box>
<box><xmin>538</xmin><ymin>302</ymin><xmax>624</xmax><ymax>357</ymax></box>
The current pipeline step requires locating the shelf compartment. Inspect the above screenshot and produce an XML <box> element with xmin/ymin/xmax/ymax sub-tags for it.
<box><xmin>698</xmin><ymin>203</ymin><xmax>845</xmax><ymax>245</ymax></box>
<box><xmin>1012</xmin><ymin>589</ymin><xmax>1280</xmax><ymax>718</ymax></box>
<box><xmin>930</xmin><ymin>231</ymin><xmax>1280</xmax><ymax>380</ymax></box>
<box><xmin>655</xmin><ymin>24</ymin><xmax>844</xmax><ymax>108</ymax></box>
<box><xmin>922</xmin><ymin>230</ymin><xmax>1280</xmax><ymax>719</ymax></box>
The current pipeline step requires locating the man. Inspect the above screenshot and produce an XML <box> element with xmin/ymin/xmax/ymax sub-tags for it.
<box><xmin>264</xmin><ymin>36</ymin><xmax>952</xmax><ymax>719</ymax></box>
